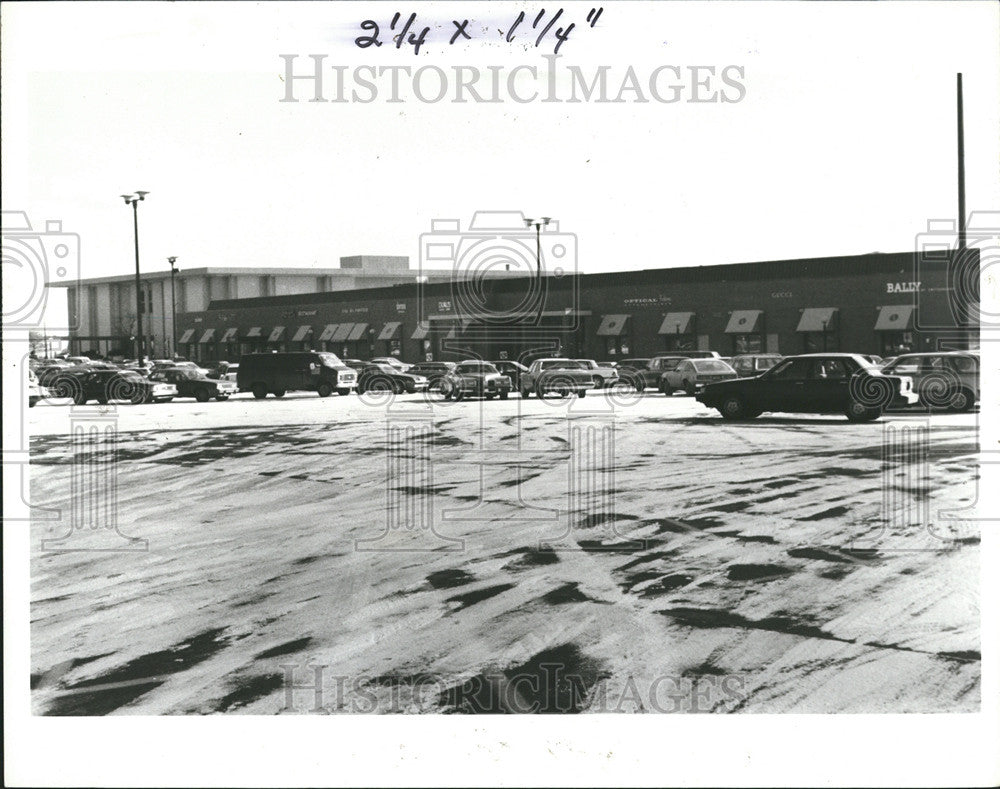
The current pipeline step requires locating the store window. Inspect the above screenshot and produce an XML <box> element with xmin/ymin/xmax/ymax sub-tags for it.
<box><xmin>605</xmin><ymin>333</ymin><xmax>630</xmax><ymax>357</ymax></box>
<box><xmin>802</xmin><ymin>331</ymin><xmax>840</xmax><ymax>353</ymax></box>
<box><xmin>879</xmin><ymin>331</ymin><xmax>914</xmax><ymax>356</ymax></box>
<box><xmin>664</xmin><ymin>334</ymin><xmax>695</xmax><ymax>352</ymax></box>
<box><xmin>732</xmin><ymin>333</ymin><xmax>764</xmax><ymax>354</ymax></box>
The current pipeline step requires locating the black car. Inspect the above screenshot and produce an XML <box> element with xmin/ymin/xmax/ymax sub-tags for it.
<box><xmin>406</xmin><ymin>361</ymin><xmax>456</xmax><ymax>389</ymax></box>
<box><xmin>149</xmin><ymin>367</ymin><xmax>239</xmax><ymax>402</ymax></box>
<box><xmin>493</xmin><ymin>360</ymin><xmax>530</xmax><ymax>389</ymax></box>
<box><xmin>49</xmin><ymin>367</ymin><xmax>178</xmax><ymax>405</ymax></box>
<box><xmin>695</xmin><ymin>353</ymin><xmax>919</xmax><ymax>422</ymax></box>
<box><xmin>355</xmin><ymin>363</ymin><xmax>429</xmax><ymax>395</ymax></box>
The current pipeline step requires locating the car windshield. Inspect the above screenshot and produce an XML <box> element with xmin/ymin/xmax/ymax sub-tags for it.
<box><xmin>853</xmin><ymin>356</ymin><xmax>878</xmax><ymax>371</ymax></box>
<box><xmin>574</xmin><ymin>360</ymin><xmax>598</xmax><ymax>369</ymax></box>
<box><xmin>542</xmin><ymin>361</ymin><xmax>584</xmax><ymax>370</ymax></box>
<box><xmin>318</xmin><ymin>352</ymin><xmax>343</xmax><ymax>368</ymax></box>
<box><xmin>177</xmin><ymin>369</ymin><xmax>201</xmax><ymax>380</ymax></box>
<box><xmin>695</xmin><ymin>360</ymin><xmax>732</xmax><ymax>372</ymax></box>
<box><xmin>882</xmin><ymin>358</ymin><xmax>919</xmax><ymax>374</ymax></box>
<box><xmin>458</xmin><ymin>362</ymin><xmax>498</xmax><ymax>374</ymax></box>
<box><xmin>376</xmin><ymin>364</ymin><xmax>397</xmax><ymax>374</ymax></box>
<box><xmin>120</xmin><ymin>372</ymin><xmax>143</xmax><ymax>381</ymax></box>
<box><xmin>757</xmin><ymin>357</ymin><xmax>781</xmax><ymax>370</ymax></box>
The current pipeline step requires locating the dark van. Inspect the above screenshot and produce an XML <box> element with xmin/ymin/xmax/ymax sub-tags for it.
<box><xmin>237</xmin><ymin>352</ymin><xmax>357</xmax><ymax>398</ymax></box>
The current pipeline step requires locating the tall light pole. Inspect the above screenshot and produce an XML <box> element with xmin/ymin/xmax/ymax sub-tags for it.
<box><xmin>524</xmin><ymin>216</ymin><xmax>552</xmax><ymax>326</ymax></box>
<box><xmin>121</xmin><ymin>191</ymin><xmax>149</xmax><ymax>359</ymax></box>
<box><xmin>168</xmin><ymin>256</ymin><xmax>179</xmax><ymax>358</ymax></box>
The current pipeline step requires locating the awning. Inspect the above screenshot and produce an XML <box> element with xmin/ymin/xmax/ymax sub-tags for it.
<box><xmin>318</xmin><ymin>324</ymin><xmax>339</xmax><ymax>342</ymax></box>
<box><xmin>875</xmin><ymin>305</ymin><xmax>915</xmax><ymax>331</ymax></box>
<box><xmin>292</xmin><ymin>325</ymin><xmax>313</xmax><ymax>342</ymax></box>
<box><xmin>347</xmin><ymin>322</ymin><xmax>369</xmax><ymax>341</ymax></box>
<box><xmin>411</xmin><ymin>321</ymin><xmax>430</xmax><ymax>340</ymax></box>
<box><xmin>725</xmin><ymin>310</ymin><xmax>763</xmax><ymax>334</ymax></box>
<box><xmin>198</xmin><ymin>329</ymin><xmax>215</xmax><ymax>344</ymax></box>
<box><xmin>268</xmin><ymin>326</ymin><xmax>285</xmax><ymax>343</ymax></box>
<box><xmin>596</xmin><ymin>314</ymin><xmax>630</xmax><ymax>336</ymax></box>
<box><xmin>220</xmin><ymin>327</ymin><xmax>238</xmax><ymax>343</ymax></box>
<box><xmin>245</xmin><ymin>326</ymin><xmax>263</xmax><ymax>338</ymax></box>
<box><xmin>658</xmin><ymin>312</ymin><xmax>695</xmax><ymax>335</ymax></box>
<box><xmin>178</xmin><ymin>328</ymin><xmax>196</xmax><ymax>344</ymax></box>
<box><xmin>797</xmin><ymin>307</ymin><xmax>839</xmax><ymax>333</ymax></box>
<box><xmin>330</xmin><ymin>323</ymin><xmax>354</xmax><ymax>342</ymax></box>
<box><xmin>378</xmin><ymin>321</ymin><xmax>402</xmax><ymax>341</ymax></box>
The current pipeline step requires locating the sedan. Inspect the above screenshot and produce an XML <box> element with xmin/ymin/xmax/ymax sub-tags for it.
<box><xmin>50</xmin><ymin>367</ymin><xmax>178</xmax><ymax>405</ymax></box>
<box><xmin>439</xmin><ymin>361</ymin><xmax>512</xmax><ymax>400</ymax></box>
<box><xmin>695</xmin><ymin>353</ymin><xmax>918</xmax><ymax>422</ymax></box>
<box><xmin>661</xmin><ymin>358</ymin><xmax>738</xmax><ymax>395</ymax></box>
<box><xmin>407</xmin><ymin>361</ymin><xmax>457</xmax><ymax>389</ymax></box>
<box><xmin>574</xmin><ymin>359</ymin><xmax>620</xmax><ymax>389</ymax></box>
<box><xmin>355</xmin><ymin>363</ymin><xmax>429</xmax><ymax>394</ymax></box>
<box><xmin>493</xmin><ymin>360</ymin><xmax>530</xmax><ymax>389</ymax></box>
<box><xmin>149</xmin><ymin>367</ymin><xmax>238</xmax><ymax>402</ymax></box>
<box><xmin>519</xmin><ymin>359</ymin><xmax>594</xmax><ymax>398</ymax></box>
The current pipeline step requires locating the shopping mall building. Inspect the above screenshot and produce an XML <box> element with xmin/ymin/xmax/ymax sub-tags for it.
<box><xmin>156</xmin><ymin>249</ymin><xmax>976</xmax><ymax>365</ymax></box>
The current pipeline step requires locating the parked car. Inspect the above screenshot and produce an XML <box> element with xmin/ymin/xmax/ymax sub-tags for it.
<box><xmin>148</xmin><ymin>367</ymin><xmax>238</xmax><ymax>402</ymax></box>
<box><xmin>221</xmin><ymin>363</ymin><xmax>239</xmax><ymax>383</ymax></box>
<box><xmin>519</xmin><ymin>359</ymin><xmax>594</xmax><ymax>398</ymax></box>
<box><xmin>342</xmin><ymin>358</ymin><xmax>368</xmax><ymax>370</ymax></box>
<box><xmin>407</xmin><ymin>361</ymin><xmax>456</xmax><ymax>389</ymax></box>
<box><xmin>879</xmin><ymin>352</ymin><xmax>979</xmax><ymax>411</ymax></box>
<box><xmin>205</xmin><ymin>361</ymin><xmax>232</xmax><ymax>379</ymax></box>
<box><xmin>65</xmin><ymin>356</ymin><xmax>92</xmax><ymax>366</ymax></box>
<box><xmin>858</xmin><ymin>354</ymin><xmax>884</xmax><ymax>366</ymax></box>
<box><xmin>173</xmin><ymin>360</ymin><xmax>211</xmax><ymax>376</ymax></box>
<box><xmin>237</xmin><ymin>352</ymin><xmax>358</xmax><ymax>398</ymax></box>
<box><xmin>49</xmin><ymin>367</ymin><xmax>177</xmax><ymax>405</ymax></box>
<box><xmin>439</xmin><ymin>361</ymin><xmax>512</xmax><ymax>400</ymax></box>
<box><xmin>573</xmin><ymin>359</ymin><xmax>620</xmax><ymax>389</ymax></box>
<box><xmin>28</xmin><ymin>369</ymin><xmax>52</xmax><ymax>407</ymax></box>
<box><xmin>371</xmin><ymin>356</ymin><xmax>412</xmax><ymax>372</ymax></box>
<box><xmin>355</xmin><ymin>363</ymin><xmax>429</xmax><ymax>394</ymax></box>
<box><xmin>661</xmin><ymin>358</ymin><xmax>739</xmax><ymax>395</ymax></box>
<box><xmin>493</xmin><ymin>360</ymin><xmax>530</xmax><ymax>390</ymax></box>
<box><xmin>618</xmin><ymin>356</ymin><xmax>688</xmax><ymax>390</ymax></box>
<box><xmin>731</xmin><ymin>354</ymin><xmax>783</xmax><ymax>378</ymax></box>
<box><xmin>696</xmin><ymin>353</ymin><xmax>918</xmax><ymax>422</ymax></box>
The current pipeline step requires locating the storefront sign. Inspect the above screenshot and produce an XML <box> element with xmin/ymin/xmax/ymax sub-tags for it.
<box><xmin>886</xmin><ymin>281</ymin><xmax>921</xmax><ymax>293</ymax></box>
<box><xmin>624</xmin><ymin>296</ymin><xmax>671</xmax><ymax>306</ymax></box>
<box><xmin>297</xmin><ymin>309</ymin><xmax>317</xmax><ymax>316</ymax></box>
<box><xmin>341</xmin><ymin>306</ymin><xmax>369</xmax><ymax>315</ymax></box>
<box><xmin>396</xmin><ymin>303</ymin><xmax>406</xmax><ymax>312</ymax></box>
<box><xmin>438</xmin><ymin>300</ymin><xmax>452</xmax><ymax>311</ymax></box>
<box><xmin>770</xmin><ymin>291</ymin><xmax>793</xmax><ymax>298</ymax></box>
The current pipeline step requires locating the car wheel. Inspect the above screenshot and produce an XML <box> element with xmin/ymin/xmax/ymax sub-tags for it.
<box><xmin>499</xmin><ymin>392</ymin><xmax>509</xmax><ymax>400</ymax></box>
<box><xmin>317</xmin><ymin>382</ymin><xmax>333</xmax><ymax>398</ymax></box>
<box><xmin>29</xmin><ymin>398</ymin><xmax>38</xmax><ymax>408</ymax></box>
<box><xmin>97</xmin><ymin>397</ymin><xmax>109</xmax><ymax>405</ymax></box>
<box><xmin>215</xmin><ymin>395</ymin><xmax>229</xmax><ymax>401</ymax></box>
<box><xmin>578</xmin><ymin>390</ymin><xmax>587</xmax><ymax>398</ymax></box>
<box><xmin>392</xmin><ymin>381</ymin><xmax>404</xmax><ymax>395</ymax></box>
<box><xmin>520</xmin><ymin>386</ymin><xmax>531</xmax><ymax>398</ymax></box>
<box><xmin>454</xmin><ymin>388</ymin><xmax>465</xmax><ymax>401</ymax></box>
<box><xmin>252</xmin><ymin>383</ymin><xmax>268</xmax><ymax>399</ymax></box>
<box><xmin>593</xmin><ymin>376</ymin><xmax>604</xmax><ymax>389</ymax></box>
<box><xmin>273</xmin><ymin>389</ymin><xmax>285</xmax><ymax>398</ymax></box>
<box><xmin>485</xmin><ymin>393</ymin><xmax>496</xmax><ymax>400</ymax></box>
<box><xmin>336</xmin><ymin>388</ymin><xmax>351</xmax><ymax>396</ymax></box>
<box><xmin>846</xmin><ymin>400</ymin><xmax>881</xmax><ymax>422</ymax></box>
<box><xmin>195</xmin><ymin>387</ymin><xmax>211</xmax><ymax>403</ymax></box>
<box><xmin>684</xmin><ymin>380</ymin><xmax>696</xmax><ymax>396</ymax></box>
<box><xmin>947</xmin><ymin>388</ymin><xmax>975</xmax><ymax>413</ymax></box>
<box><xmin>719</xmin><ymin>394</ymin><xmax>748</xmax><ymax>420</ymax></box>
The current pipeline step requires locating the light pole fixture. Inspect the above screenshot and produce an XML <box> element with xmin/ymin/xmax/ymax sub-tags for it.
<box><xmin>121</xmin><ymin>191</ymin><xmax>149</xmax><ymax>359</ymax></box>
<box><xmin>524</xmin><ymin>216</ymin><xmax>552</xmax><ymax>325</ymax></box>
<box><xmin>168</xmin><ymin>256</ymin><xmax>179</xmax><ymax>358</ymax></box>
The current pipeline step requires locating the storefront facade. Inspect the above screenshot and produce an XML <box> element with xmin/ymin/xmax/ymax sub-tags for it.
<box><xmin>174</xmin><ymin>251</ymin><xmax>977</xmax><ymax>364</ymax></box>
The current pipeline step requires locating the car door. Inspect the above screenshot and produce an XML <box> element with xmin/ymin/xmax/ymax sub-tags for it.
<box><xmin>755</xmin><ymin>358</ymin><xmax>812</xmax><ymax>411</ymax></box>
<box><xmin>805</xmin><ymin>358</ymin><xmax>850</xmax><ymax>412</ymax></box>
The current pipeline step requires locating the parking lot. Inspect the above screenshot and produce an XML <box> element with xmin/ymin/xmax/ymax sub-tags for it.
<box><xmin>28</xmin><ymin>391</ymin><xmax>981</xmax><ymax>714</ymax></box>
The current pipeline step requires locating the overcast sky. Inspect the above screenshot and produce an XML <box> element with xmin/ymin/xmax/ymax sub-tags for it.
<box><xmin>3</xmin><ymin>1</ymin><xmax>998</xmax><ymax>307</ymax></box>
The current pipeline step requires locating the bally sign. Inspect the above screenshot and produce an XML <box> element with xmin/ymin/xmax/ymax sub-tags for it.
<box><xmin>887</xmin><ymin>281</ymin><xmax>921</xmax><ymax>293</ymax></box>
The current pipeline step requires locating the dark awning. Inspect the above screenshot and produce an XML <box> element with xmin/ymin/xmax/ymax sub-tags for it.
<box><xmin>875</xmin><ymin>305</ymin><xmax>915</xmax><ymax>331</ymax></box>
<box><xmin>596</xmin><ymin>314</ymin><xmax>630</xmax><ymax>336</ymax></box>
<box><xmin>797</xmin><ymin>307</ymin><xmax>839</xmax><ymax>333</ymax></box>
<box><xmin>220</xmin><ymin>327</ymin><xmax>238</xmax><ymax>343</ymax></box>
<box><xmin>378</xmin><ymin>321</ymin><xmax>402</xmax><ymax>341</ymax></box>
<box><xmin>245</xmin><ymin>326</ymin><xmax>263</xmax><ymax>338</ymax></box>
<box><xmin>178</xmin><ymin>328</ymin><xmax>196</xmax><ymax>344</ymax></box>
<box><xmin>268</xmin><ymin>326</ymin><xmax>285</xmax><ymax>343</ymax></box>
<box><xmin>725</xmin><ymin>310</ymin><xmax>763</xmax><ymax>334</ymax></box>
<box><xmin>330</xmin><ymin>323</ymin><xmax>353</xmax><ymax>342</ymax></box>
<box><xmin>318</xmin><ymin>324</ymin><xmax>339</xmax><ymax>342</ymax></box>
<box><xmin>411</xmin><ymin>321</ymin><xmax>430</xmax><ymax>340</ymax></box>
<box><xmin>658</xmin><ymin>312</ymin><xmax>695</xmax><ymax>335</ymax></box>
<box><xmin>292</xmin><ymin>325</ymin><xmax>313</xmax><ymax>342</ymax></box>
<box><xmin>198</xmin><ymin>329</ymin><xmax>216</xmax><ymax>344</ymax></box>
<box><xmin>347</xmin><ymin>323</ymin><xmax>368</xmax><ymax>341</ymax></box>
